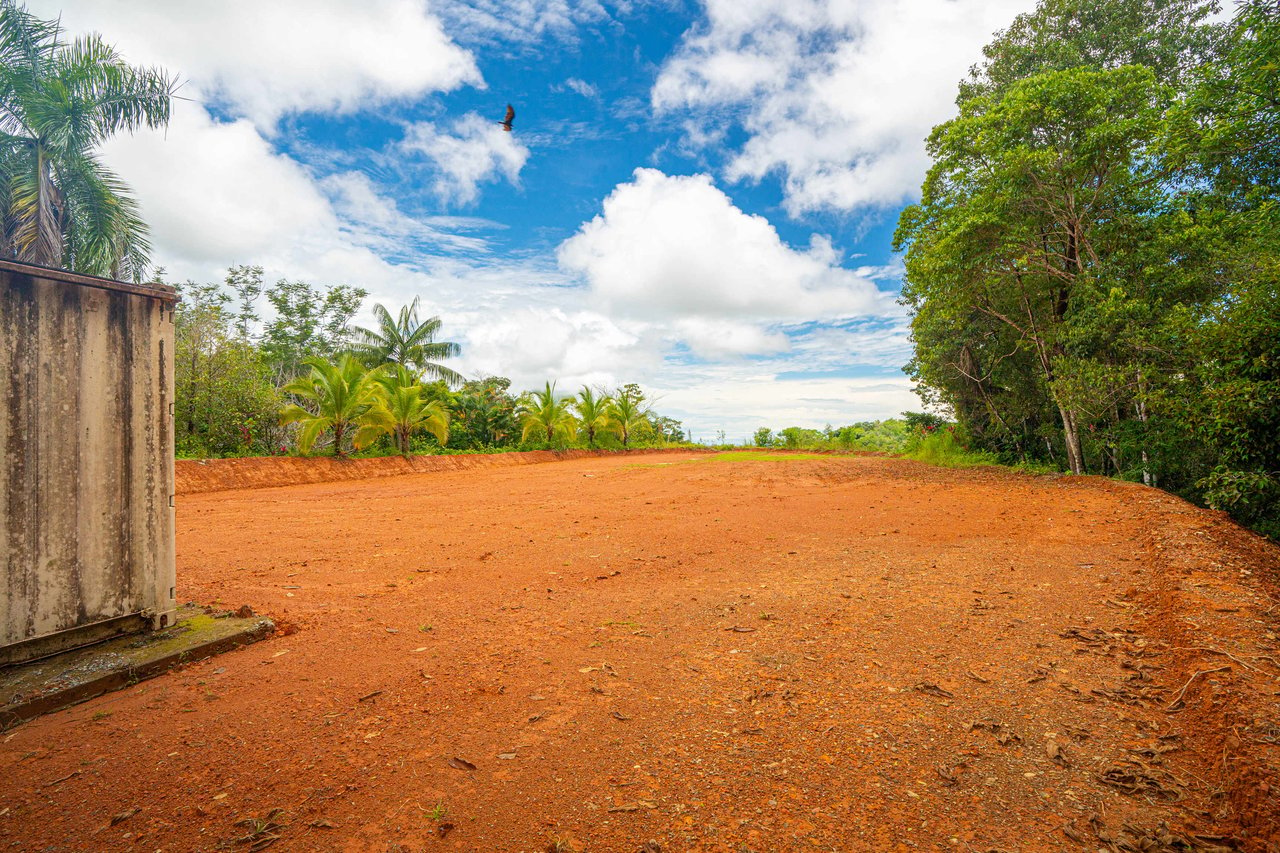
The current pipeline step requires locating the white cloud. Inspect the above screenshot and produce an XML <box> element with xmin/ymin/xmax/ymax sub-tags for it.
<box><xmin>436</xmin><ymin>0</ymin><xmax>612</xmax><ymax>44</ymax></box>
<box><xmin>565</xmin><ymin>77</ymin><xmax>600</xmax><ymax>99</ymax></box>
<box><xmin>656</xmin><ymin>366</ymin><xmax>918</xmax><ymax>442</ymax></box>
<box><xmin>557</xmin><ymin>168</ymin><xmax>891</xmax><ymax>330</ymax></box>
<box><xmin>100</xmin><ymin>102</ymin><xmax>338</xmax><ymax>270</ymax></box>
<box><xmin>459</xmin><ymin>306</ymin><xmax>651</xmax><ymax>385</ymax></box>
<box><xmin>673</xmin><ymin>318</ymin><xmax>790</xmax><ymax>358</ymax></box>
<box><xmin>34</xmin><ymin>0</ymin><xmax>481</xmax><ymax>127</ymax></box>
<box><xmin>654</xmin><ymin>0</ymin><xmax>1036</xmax><ymax>214</ymax></box>
<box><xmin>321</xmin><ymin>172</ymin><xmax>494</xmax><ymax>255</ymax></box>
<box><xmin>402</xmin><ymin>114</ymin><xmax>531</xmax><ymax>205</ymax></box>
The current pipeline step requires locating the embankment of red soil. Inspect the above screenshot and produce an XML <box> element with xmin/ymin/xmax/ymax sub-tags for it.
<box><xmin>175</xmin><ymin>448</ymin><xmax>703</xmax><ymax>495</ymax></box>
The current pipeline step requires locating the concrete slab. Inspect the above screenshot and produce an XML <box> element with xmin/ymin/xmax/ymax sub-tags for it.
<box><xmin>0</xmin><ymin>605</ymin><xmax>274</xmax><ymax>730</ymax></box>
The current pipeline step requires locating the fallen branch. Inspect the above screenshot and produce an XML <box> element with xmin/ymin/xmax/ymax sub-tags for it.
<box><xmin>1172</xmin><ymin>646</ymin><xmax>1262</xmax><ymax>673</ymax></box>
<box><xmin>1165</xmin><ymin>666</ymin><xmax>1231</xmax><ymax>713</ymax></box>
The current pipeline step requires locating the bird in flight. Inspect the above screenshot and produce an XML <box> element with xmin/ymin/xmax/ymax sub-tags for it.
<box><xmin>500</xmin><ymin>104</ymin><xmax>515</xmax><ymax>132</ymax></box>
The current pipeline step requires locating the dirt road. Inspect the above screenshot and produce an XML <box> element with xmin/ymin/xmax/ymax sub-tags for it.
<box><xmin>2</xmin><ymin>452</ymin><xmax>1277</xmax><ymax>852</ymax></box>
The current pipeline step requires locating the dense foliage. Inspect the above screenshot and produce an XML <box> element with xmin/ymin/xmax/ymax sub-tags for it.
<box><xmin>170</xmin><ymin>267</ymin><xmax>689</xmax><ymax>458</ymax></box>
<box><xmin>895</xmin><ymin>0</ymin><xmax>1279</xmax><ymax>537</ymax></box>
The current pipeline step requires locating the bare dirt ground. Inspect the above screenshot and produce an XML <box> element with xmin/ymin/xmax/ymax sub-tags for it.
<box><xmin>2</xmin><ymin>452</ymin><xmax>1278</xmax><ymax>853</ymax></box>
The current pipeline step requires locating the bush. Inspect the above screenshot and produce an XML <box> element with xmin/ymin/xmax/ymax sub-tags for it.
<box><xmin>905</xmin><ymin>426</ymin><xmax>1000</xmax><ymax>467</ymax></box>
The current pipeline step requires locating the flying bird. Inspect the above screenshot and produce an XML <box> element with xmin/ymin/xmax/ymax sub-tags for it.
<box><xmin>500</xmin><ymin>103</ymin><xmax>515</xmax><ymax>132</ymax></box>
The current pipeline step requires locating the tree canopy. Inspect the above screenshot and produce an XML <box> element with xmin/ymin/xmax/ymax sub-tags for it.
<box><xmin>897</xmin><ymin>0</ymin><xmax>1279</xmax><ymax>536</ymax></box>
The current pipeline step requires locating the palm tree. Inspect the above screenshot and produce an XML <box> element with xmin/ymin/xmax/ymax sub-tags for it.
<box><xmin>362</xmin><ymin>364</ymin><xmax>449</xmax><ymax>457</ymax></box>
<box><xmin>279</xmin><ymin>355</ymin><xmax>385</xmax><ymax>456</ymax></box>
<box><xmin>608</xmin><ymin>388</ymin><xmax>648</xmax><ymax>449</ymax></box>
<box><xmin>347</xmin><ymin>297</ymin><xmax>463</xmax><ymax>386</ymax></box>
<box><xmin>518</xmin><ymin>381</ymin><xmax>577</xmax><ymax>448</ymax></box>
<box><xmin>0</xmin><ymin>1</ymin><xmax>176</xmax><ymax>279</ymax></box>
<box><xmin>572</xmin><ymin>386</ymin><xmax>614</xmax><ymax>448</ymax></box>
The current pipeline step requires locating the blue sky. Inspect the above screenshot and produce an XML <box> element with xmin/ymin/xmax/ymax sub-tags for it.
<box><xmin>36</xmin><ymin>0</ymin><xmax>1035</xmax><ymax>442</ymax></box>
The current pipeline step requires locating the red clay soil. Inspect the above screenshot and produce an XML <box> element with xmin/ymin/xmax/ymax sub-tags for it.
<box><xmin>174</xmin><ymin>449</ymin><xmax>704</xmax><ymax>496</ymax></box>
<box><xmin>2</xmin><ymin>452</ymin><xmax>1278</xmax><ymax>853</ymax></box>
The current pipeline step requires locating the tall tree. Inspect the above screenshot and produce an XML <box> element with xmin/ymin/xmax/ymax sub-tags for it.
<box><xmin>260</xmin><ymin>279</ymin><xmax>366</xmax><ymax>381</ymax></box>
<box><xmin>1164</xmin><ymin>0</ymin><xmax>1280</xmax><ymax>534</ymax></box>
<box><xmin>896</xmin><ymin>65</ymin><xmax>1167</xmax><ymax>473</ymax></box>
<box><xmin>173</xmin><ymin>280</ymin><xmax>279</xmax><ymax>457</ymax></box>
<box><xmin>348</xmin><ymin>296</ymin><xmax>462</xmax><ymax>386</ymax></box>
<box><xmin>572</xmin><ymin>387</ymin><xmax>614</xmax><ymax>448</ymax></box>
<box><xmin>225</xmin><ymin>264</ymin><xmax>264</xmax><ymax>340</ymax></box>
<box><xmin>0</xmin><ymin>1</ymin><xmax>176</xmax><ymax>279</ymax></box>
<box><xmin>609</xmin><ymin>384</ymin><xmax>649</xmax><ymax>449</ymax></box>
<box><xmin>518</xmin><ymin>382</ymin><xmax>576</xmax><ymax>447</ymax></box>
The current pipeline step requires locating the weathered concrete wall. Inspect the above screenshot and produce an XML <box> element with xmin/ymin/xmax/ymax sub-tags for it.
<box><xmin>1</xmin><ymin>260</ymin><xmax>177</xmax><ymax>664</ymax></box>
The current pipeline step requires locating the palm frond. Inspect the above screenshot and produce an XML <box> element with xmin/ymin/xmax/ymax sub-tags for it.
<box><xmin>350</xmin><ymin>423</ymin><xmax>385</xmax><ymax>451</ymax></box>
<box><xmin>0</xmin><ymin>1</ymin><xmax>59</xmax><ymax>78</ymax></box>
<box><xmin>7</xmin><ymin>143</ymin><xmax>60</xmax><ymax>265</ymax></box>
<box><xmin>56</xmin><ymin>150</ymin><xmax>150</xmax><ymax>277</ymax></box>
<box><xmin>56</xmin><ymin>34</ymin><xmax>174</xmax><ymax>135</ymax></box>
<box><xmin>296</xmin><ymin>416</ymin><xmax>333</xmax><ymax>455</ymax></box>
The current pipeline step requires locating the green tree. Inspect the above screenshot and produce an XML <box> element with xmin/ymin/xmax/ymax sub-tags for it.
<box><xmin>260</xmin><ymin>279</ymin><xmax>366</xmax><ymax>381</ymax></box>
<box><xmin>608</xmin><ymin>384</ymin><xmax>648</xmax><ymax>449</ymax></box>
<box><xmin>279</xmin><ymin>355</ymin><xmax>384</xmax><ymax>456</ymax></box>
<box><xmin>648</xmin><ymin>414</ymin><xmax>685</xmax><ymax>444</ymax></box>
<box><xmin>449</xmin><ymin>376</ymin><xmax>517</xmax><ymax>448</ymax></box>
<box><xmin>572</xmin><ymin>387</ymin><xmax>614</xmax><ymax>447</ymax></box>
<box><xmin>225</xmin><ymin>264</ymin><xmax>264</xmax><ymax>340</ymax></box>
<box><xmin>779</xmin><ymin>427</ymin><xmax>823</xmax><ymax>449</ymax></box>
<box><xmin>518</xmin><ymin>382</ymin><xmax>576</xmax><ymax>448</ymax></box>
<box><xmin>1165</xmin><ymin>0</ymin><xmax>1280</xmax><ymax>533</ymax></box>
<box><xmin>959</xmin><ymin>0</ymin><xmax>1220</xmax><ymax>104</ymax></box>
<box><xmin>0</xmin><ymin>1</ymin><xmax>176</xmax><ymax>279</ymax></box>
<box><xmin>348</xmin><ymin>296</ymin><xmax>462</xmax><ymax>386</ymax></box>
<box><xmin>895</xmin><ymin>65</ymin><xmax>1166</xmax><ymax>474</ymax></box>
<box><xmin>173</xmin><ymin>279</ymin><xmax>279</xmax><ymax>457</ymax></box>
<box><xmin>362</xmin><ymin>364</ymin><xmax>449</xmax><ymax>457</ymax></box>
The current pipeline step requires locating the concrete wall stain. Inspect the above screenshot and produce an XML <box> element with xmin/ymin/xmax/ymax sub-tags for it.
<box><xmin>1</xmin><ymin>261</ymin><xmax>177</xmax><ymax>663</ymax></box>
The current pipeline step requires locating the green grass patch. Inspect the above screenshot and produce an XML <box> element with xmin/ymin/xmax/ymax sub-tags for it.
<box><xmin>902</xmin><ymin>431</ymin><xmax>1000</xmax><ymax>468</ymax></box>
<box><xmin>710</xmin><ymin>451</ymin><xmax>836</xmax><ymax>462</ymax></box>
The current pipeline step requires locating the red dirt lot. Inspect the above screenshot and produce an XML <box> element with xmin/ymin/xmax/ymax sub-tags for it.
<box><xmin>2</xmin><ymin>451</ymin><xmax>1279</xmax><ymax>853</ymax></box>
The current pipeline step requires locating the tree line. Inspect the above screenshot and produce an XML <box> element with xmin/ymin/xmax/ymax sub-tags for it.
<box><xmin>750</xmin><ymin>420</ymin><xmax>917</xmax><ymax>453</ymax></box>
<box><xmin>169</xmin><ymin>266</ymin><xmax>687</xmax><ymax>458</ymax></box>
<box><xmin>895</xmin><ymin>0</ymin><xmax>1278</xmax><ymax>537</ymax></box>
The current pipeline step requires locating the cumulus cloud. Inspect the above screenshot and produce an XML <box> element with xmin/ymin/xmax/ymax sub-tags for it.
<box><xmin>99</xmin><ymin>102</ymin><xmax>338</xmax><ymax>270</ymax></box>
<box><xmin>654</xmin><ymin>0</ymin><xmax>1036</xmax><ymax>214</ymax></box>
<box><xmin>402</xmin><ymin>114</ymin><xmax>531</xmax><ymax>205</ymax></box>
<box><xmin>459</xmin><ymin>306</ymin><xmax>652</xmax><ymax>385</ymax></box>
<box><xmin>557</xmin><ymin>168</ymin><xmax>891</xmax><ymax>328</ymax></box>
<box><xmin>34</xmin><ymin>0</ymin><xmax>481</xmax><ymax>127</ymax></box>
